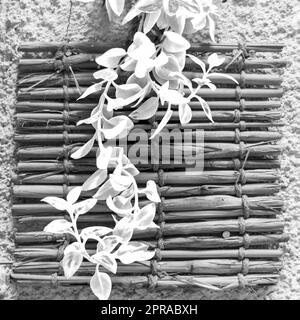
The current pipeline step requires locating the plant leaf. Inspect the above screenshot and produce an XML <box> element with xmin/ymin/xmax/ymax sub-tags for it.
<box><xmin>194</xmin><ymin>95</ymin><xmax>214</xmax><ymax>123</ymax></box>
<box><xmin>95</xmin><ymin>48</ymin><xmax>127</xmax><ymax>68</ymax></box>
<box><xmin>134</xmin><ymin>203</ymin><xmax>156</xmax><ymax>230</ymax></box>
<box><xmin>122</xmin><ymin>7</ymin><xmax>141</xmax><ymax>25</ymax></box>
<box><xmin>208</xmin><ymin>15</ymin><xmax>216</xmax><ymax>42</ymax></box>
<box><xmin>113</xmin><ymin>215</ymin><xmax>134</xmax><ymax>243</ymax></box>
<box><xmin>143</xmin><ymin>180</ymin><xmax>161</xmax><ymax>202</ymax></box>
<box><xmin>62</xmin><ymin>243</ymin><xmax>83</xmax><ymax>279</ymax></box>
<box><xmin>78</xmin><ymin>83</ymin><xmax>103</xmax><ymax>100</ymax></box>
<box><xmin>129</xmin><ymin>97</ymin><xmax>159</xmax><ymax>120</ymax></box>
<box><xmin>96</xmin><ymin>146</ymin><xmax>113</xmax><ymax>170</ymax></box>
<box><xmin>109</xmin><ymin>173</ymin><xmax>133</xmax><ymax>192</ymax></box>
<box><xmin>73</xmin><ymin>198</ymin><xmax>98</xmax><ymax>217</ymax></box>
<box><xmin>80</xmin><ymin>226</ymin><xmax>112</xmax><ymax>241</ymax></box>
<box><xmin>116</xmin><ymin>242</ymin><xmax>155</xmax><ymax>264</ymax></box>
<box><xmin>102</xmin><ymin>116</ymin><xmax>134</xmax><ymax>139</ymax></box>
<box><xmin>93</xmin><ymin>180</ymin><xmax>119</xmax><ymax>201</ymax></box>
<box><xmin>71</xmin><ymin>134</ymin><xmax>96</xmax><ymax>159</ymax></box>
<box><xmin>93</xmin><ymin>68</ymin><xmax>118</xmax><ymax>81</ymax></box>
<box><xmin>92</xmin><ymin>252</ymin><xmax>117</xmax><ymax>274</ymax></box>
<box><xmin>186</xmin><ymin>54</ymin><xmax>206</xmax><ymax>74</ymax></box>
<box><xmin>106</xmin><ymin>195</ymin><xmax>133</xmax><ymax>217</ymax></box>
<box><xmin>82</xmin><ymin>169</ymin><xmax>108</xmax><ymax>191</ymax></box>
<box><xmin>143</xmin><ymin>10</ymin><xmax>161</xmax><ymax>33</ymax></box>
<box><xmin>41</xmin><ymin>197</ymin><xmax>69</xmax><ymax>211</ymax></box>
<box><xmin>178</xmin><ymin>103</ymin><xmax>192</xmax><ymax>125</ymax></box>
<box><xmin>108</xmin><ymin>0</ymin><xmax>125</xmax><ymax>16</ymax></box>
<box><xmin>90</xmin><ymin>268</ymin><xmax>112</xmax><ymax>300</ymax></box>
<box><xmin>43</xmin><ymin>219</ymin><xmax>73</xmax><ymax>233</ymax></box>
<box><xmin>163</xmin><ymin>31</ymin><xmax>190</xmax><ymax>53</ymax></box>
<box><xmin>67</xmin><ymin>186</ymin><xmax>82</xmax><ymax>204</ymax></box>
<box><xmin>207</xmin><ymin>53</ymin><xmax>225</xmax><ymax>69</ymax></box>
<box><xmin>150</xmin><ymin>107</ymin><xmax>173</xmax><ymax>140</ymax></box>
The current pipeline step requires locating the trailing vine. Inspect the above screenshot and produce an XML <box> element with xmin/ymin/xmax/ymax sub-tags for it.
<box><xmin>42</xmin><ymin>0</ymin><xmax>237</xmax><ymax>300</ymax></box>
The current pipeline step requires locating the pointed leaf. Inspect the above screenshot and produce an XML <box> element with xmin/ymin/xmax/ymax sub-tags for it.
<box><xmin>108</xmin><ymin>0</ymin><xmax>125</xmax><ymax>16</ymax></box>
<box><xmin>143</xmin><ymin>10</ymin><xmax>161</xmax><ymax>33</ymax></box>
<box><xmin>97</xmin><ymin>146</ymin><xmax>113</xmax><ymax>169</ymax></box>
<box><xmin>116</xmin><ymin>242</ymin><xmax>155</xmax><ymax>264</ymax></box>
<box><xmin>178</xmin><ymin>103</ymin><xmax>192</xmax><ymax>124</ymax></box>
<box><xmin>194</xmin><ymin>95</ymin><xmax>214</xmax><ymax>123</ymax></box>
<box><xmin>163</xmin><ymin>31</ymin><xmax>190</xmax><ymax>53</ymax></box>
<box><xmin>78</xmin><ymin>83</ymin><xmax>103</xmax><ymax>100</ymax></box>
<box><xmin>113</xmin><ymin>215</ymin><xmax>134</xmax><ymax>243</ymax></box>
<box><xmin>106</xmin><ymin>195</ymin><xmax>133</xmax><ymax>217</ymax></box>
<box><xmin>207</xmin><ymin>53</ymin><xmax>225</xmax><ymax>69</ymax></box>
<box><xmin>41</xmin><ymin>197</ymin><xmax>69</xmax><ymax>211</ymax></box>
<box><xmin>95</xmin><ymin>48</ymin><xmax>127</xmax><ymax>68</ymax></box>
<box><xmin>93</xmin><ymin>68</ymin><xmax>118</xmax><ymax>81</ymax></box>
<box><xmin>90</xmin><ymin>269</ymin><xmax>112</xmax><ymax>300</ymax></box>
<box><xmin>43</xmin><ymin>219</ymin><xmax>72</xmax><ymax>233</ymax></box>
<box><xmin>129</xmin><ymin>97</ymin><xmax>159</xmax><ymax>120</ymax></box>
<box><xmin>81</xmin><ymin>226</ymin><xmax>112</xmax><ymax>241</ymax></box>
<box><xmin>73</xmin><ymin>198</ymin><xmax>98</xmax><ymax>217</ymax></box>
<box><xmin>93</xmin><ymin>180</ymin><xmax>119</xmax><ymax>201</ymax></box>
<box><xmin>134</xmin><ymin>203</ymin><xmax>156</xmax><ymax>230</ymax></box>
<box><xmin>62</xmin><ymin>243</ymin><xmax>83</xmax><ymax>279</ymax></box>
<box><xmin>187</xmin><ymin>54</ymin><xmax>206</xmax><ymax>74</ymax></box>
<box><xmin>71</xmin><ymin>134</ymin><xmax>96</xmax><ymax>159</ymax></box>
<box><xmin>83</xmin><ymin>169</ymin><xmax>108</xmax><ymax>191</ymax></box>
<box><xmin>67</xmin><ymin>186</ymin><xmax>82</xmax><ymax>204</ymax></box>
<box><xmin>143</xmin><ymin>180</ymin><xmax>161</xmax><ymax>202</ymax></box>
<box><xmin>150</xmin><ymin>107</ymin><xmax>173</xmax><ymax>140</ymax></box>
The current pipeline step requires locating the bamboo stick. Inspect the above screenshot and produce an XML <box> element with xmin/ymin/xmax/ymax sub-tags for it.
<box><xmin>11</xmin><ymin>259</ymin><xmax>282</xmax><ymax>275</ymax></box>
<box><xmin>18</xmin><ymin>58</ymin><xmax>289</xmax><ymax>73</ymax></box>
<box><xmin>10</xmin><ymin>272</ymin><xmax>280</xmax><ymax>288</ymax></box>
<box><xmin>15</xmin><ymin>143</ymin><xmax>281</xmax><ymax>160</ymax></box>
<box><xmin>18</xmin><ymin>71</ymin><xmax>282</xmax><ymax>87</ymax></box>
<box><xmin>12</xmin><ymin>184</ymin><xmax>280</xmax><ymax>201</ymax></box>
<box><xmin>14</xmin><ymin>130</ymin><xmax>282</xmax><ymax>144</ymax></box>
<box><xmin>15</xmin><ymin>100</ymin><xmax>282</xmax><ymax>112</ymax></box>
<box><xmin>15</xmin><ymin>110</ymin><xmax>282</xmax><ymax>124</ymax></box>
<box><xmin>19</xmin><ymin>41</ymin><xmax>285</xmax><ymax>53</ymax></box>
<box><xmin>13</xmin><ymin>247</ymin><xmax>283</xmax><ymax>261</ymax></box>
<box><xmin>13</xmin><ymin>232</ymin><xmax>289</xmax><ymax>248</ymax></box>
<box><xmin>17</xmin><ymin>87</ymin><xmax>284</xmax><ymax>101</ymax></box>
<box><xmin>15</xmin><ymin>159</ymin><xmax>281</xmax><ymax>173</ymax></box>
<box><xmin>13</xmin><ymin>169</ymin><xmax>280</xmax><ymax>187</ymax></box>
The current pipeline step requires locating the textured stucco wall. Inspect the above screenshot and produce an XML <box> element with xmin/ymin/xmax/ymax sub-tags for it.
<box><xmin>0</xmin><ymin>0</ymin><xmax>299</xmax><ymax>300</ymax></box>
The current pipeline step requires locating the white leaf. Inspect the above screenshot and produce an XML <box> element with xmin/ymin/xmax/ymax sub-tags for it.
<box><xmin>155</xmin><ymin>54</ymin><xmax>181</xmax><ymax>81</ymax></box>
<box><xmin>191</xmin><ymin>13</ymin><xmax>206</xmax><ymax>31</ymax></box>
<box><xmin>134</xmin><ymin>203</ymin><xmax>156</xmax><ymax>230</ymax></box>
<box><xmin>71</xmin><ymin>134</ymin><xmax>96</xmax><ymax>159</ymax></box>
<box><xmin>207</xmin><ymin>53</ymin><xmax>225</xmax><ymax>70</ymax></box>
<box><xmin>127</xmin><ymin>32</ymin><xmax>156</xmax><ymax>60</ymax></box>
<box><xmin>116</xmin><ymin>242</ymin><xmax>155</xmax><ymax>264</ymax></box>
<box><xmin>129</xmin><ymin>97</ymin><xmax>159</xmax><ymax>120</ymax></box>
<box><xmin>92</xmin><ymin>252</ymin><xmax>117</xmax><ymax>274</ymax></box>
<box><xmin>98</xmin><ymin>235</ymin><xmax>121</xmax><ymax>253</ymax></box>
<box><xmin>62</xmin><ymin>243</ymin><xmax>83</xmax><ymax>279</ymax></box>
<box><xmin>150</xmin><ymin>107</ymin><xmax>173</xmax><ymax>140</ymax></box>
<box><xmin>163</xmin><ymin>31</ymin><xmax>190</xmax><ymax>53</ymax></box>
<box><xmin>106</xmin><ymin>195</ymin><xmax>133</xmax><ymax>217</ymax></box>
<box><xmin>83</xmin><ymin>169</ymin><xmax>107</xmax><ymax>191</ymax></box>
<box><xmin>67</xmin><ymin>187</ymin><xmax>82</xmax><ymax>205</ymax></box>
<box><xmin>95</xmin><ymin>48</ymin><xmax>127</xmax><ymax>68</ymax></box>
<box><xmin>90</xmin><ymin>269</ymin><xmax>112</xmax><ymax>300</ymax></box>
<box><xmin>208</xmin><ymin>15</ymin><xmax>216</xmax><ymax>42</ymax></box>
<box><xmin>73</xmin><ymin>198</ymin><xmax>98</xmax><ymax>217</ymax></box>
<box><xmin>113</xmin><ymin>215</ymin><xmax>134</xmax><ymax>243</ymax></box>
<box><xmin>187</xmin><ymin>54</ymin><xmax>206</xmax><ymax>74</ymax></box>
<box><xmin>93</xmin><ymin>180</ymin><xmax>119</xmax><ymax>201</ymax></box>
<box><xmin>194</xmin><ymin>95</ymin><xmax>214</xmax><ymax>123</ymax></box>
<box><xmin>93</xmin><ymin>68</ymin><xmax>118</xmax><ymax>81</ymax></box>
<box><xmin>102</xmin><ymin>116</ymin><xmax>134</xmax><ymax>140</ymax></box>
<box><xmin>41</xmin><ymin>197</ymin><xmax>69</xmax><ymax>211</ymax></box>
<box><xmin>143</xmin><ymin>180</ymin><xmax>161</xmax><ymax>202</ymax></box>
<box><xmin>134</xmin><ymin>58</ymin><xmax>155</xmax><ymax>78</ymax></box>
<box><xmin>81</xmin><ymin>226</ymin><xmax>112</xmax><ymax>241</ymax></box>
<box><xmin>143</xmin><ymin>10</ymin><xmax>161</xmax><ymax>33</ymax></box>
<box><xmin>120</xmin><ymin>57</ymin><xmax>137</xmax><ymax>72</ymax></box>
<box><xmin>137</xmin><ymin>0</ymin><xmax>162</xmax><ymax>12</ymax></box>
<box><xmin>178</xmin><ymin>103</ymin><xmax>192</xmax><ymax>124</ymax></box>
<box><xmin>97</xmin><ymin>146</ymin><xmax>113</xmax><ymax>170</ymax></box>
<box><xmin>122</xmin><ymin>7</ymin><xmax>141</xmax><ymax>25</ymax></box>
<box><xmin>78</xmin><ymin>83</ymin><xmax>103</xmax><ymax>100</ymax></box>
<box><xmin>116</xmin><ymin>83</ymin><xmax>141</xmax><ymax>100</ymax></box>
<box><xmin>43</xmin><ymin>219</ymin><xmax>72</xmax><ymax>233</ymax></box>
<box><xmin>124</xmin><ymin>163</ymin><xmax>140</xmax><ymax>177</ymax></box>
<box><xmin>208</xmin><ymin>72</ymin><xmax>239</xmax><ymax>85</ymax></box>
<box><xmin>109</xmin><ymin>173</ymin><xmax>133</xmax><ymax>192</ymax></box>
<box><xmin>108</xmin><ymin>0</ymin><xmax>125</xmax><ymax>16</ymax></box>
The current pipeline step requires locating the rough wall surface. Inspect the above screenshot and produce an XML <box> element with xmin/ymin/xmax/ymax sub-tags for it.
<box><xmin>0</xmin><ymin>0</ymin><xmax>299</xmax><ymax>300</ymax></box>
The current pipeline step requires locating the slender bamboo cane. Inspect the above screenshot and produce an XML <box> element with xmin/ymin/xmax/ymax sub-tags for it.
<box><xmin>18</xmin><ymin>71</ymin><xmax>282</xmax><ymax>87</ymax></box>
<box><xmin>17</xmin><ymin>87</ymin><xmax>284</xmax><ymax>101</ymax></box>
<box><xmin>10</xmin><ymin>272</ymin><xmax>280</xmax><ymax>289</ymax></box>
<box><xmin>11</xmin><ymin>259</ymin><xmax>282</xmax><ymax>275</ymax></box>
<box><xmin>19</xmin><ymin>41</ymin><xmax>285</xmax><ymax>53</ymax></box>
<box><xmin>15</xmin><ymin>143</ymin><xmax>281</xmax><ymax>160</ymax></box>
<box><xmin>15</xmin><ymin>159</ymin><xmax>281</xmax><ymax>173</ymax></box>
<box><xmin>13</xmin><ymin>232</ymin><xmax>289</xmax><ymax>248</ymax></box>
<box><xmin>13</xmin><ymin>247</ymin><xmax>283</xmax><ymax>261</ymax></box>
<box><xmin>15</xmin><ymin>100</ymin><xmax>282</xmax><ymax>112</ymax></box>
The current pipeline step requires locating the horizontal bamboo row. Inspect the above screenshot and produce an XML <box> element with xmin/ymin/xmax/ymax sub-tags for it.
<box><xmin>15</xmin><ymin>143</ymin><xmax>281</xmax><ymax>160</ymax></box>
<box><xmin>15</xmin><ymin>159</ymin><xmax>281</xmax><ymax>172</ymax></box>
<box><xmin>19</xmin><ymin>41</ymin><xmax>285</xmax><ymax>53</ymax></box>
<box><xmin>15</xmin><ymin>110</ymin><xmax>282</xmax><ymax>125</ymax></box>
<box><xmin>12</xmin><ymin>195</ymin><xmax>282</xmax><ymax>216</ymax></box>
<box><xmin>17</xmin><ymin>87</ymin><xmax>284</xmax><ymax>101</ymax></box>
<box><xmin>14</xmin><ymin>131</ymin><xmax>282</xmax><ymax>144</ymax></box>
<box><xmin>13</xmin><ymin>232</ymin><xmax>289</xmax><ymax>248</ymax></box>
<box><xmin>10</xmin><ymin>273</ymin><xmax>280</xmax><ymax>289</ymax></box>
<box><xmin>12</xmin><ymin>183</ymin><xmax>280</xmax><ymax>200</ymax></box>
<box><xmin>18</xmin><ymin>71</ymin><xmax>283</xmax><ymax>87</ymax></box>
<box><xmin>12</xmin><ymin>259</ymin><xmax>282</xmax><ymax>275</ymax></box>
<box><xmin>16</xmin><ymin>100</ymin><xmax>282</xmax><ymax>112</ymax></box>
<box><xmin>13</xmin><ymin>247</ymin><xmax>283</xmax><ymax>261</ymax></box>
